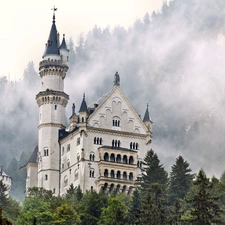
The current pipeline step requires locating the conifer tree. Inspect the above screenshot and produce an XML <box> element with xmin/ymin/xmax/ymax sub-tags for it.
<box><xmin>185</xmin><ymin>169</ymin><xmax>222</xmax><ymax>224</ymax></box>
<box><xmin>168</xmin><ymin>156</ymin><xmax>194</xmax><ymax>203</ymax></box>
<box><xmin>140</xmin><ymin>149</ymin><xmax>168</xmax><ymax>195</ymax></box>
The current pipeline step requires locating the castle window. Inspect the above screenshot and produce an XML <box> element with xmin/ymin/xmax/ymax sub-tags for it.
<box><xmin>136</xmin><ymin>143</ymin><xmax>138</xmax><ymax>150</ymax></box>
<box><xmin>67</xmin><ymin>160</ymin><xmax>70</xmax><ymax>168</ymax></box>
<box><xmin>123</xmin><ymin>171</ymin><xmax>127</xmax><ymax>179</ymax></box>
<box><xmin>44</xmin><ymin>147</ymin><xmax>49</xmax><ymax>156</ymax></box>
<box><xmin>89</xmin><ymin>169</ymin><xmax>95</xmax><ymax>177</ymax></box>
<box><xmin>129</xmin><ymin>156</ymin><xmax>134</xmax><ymax>164</ymax></box>
<box><xmin>94</xmin><ymin>137</ymin><xmax>96</xmax><ymax>144</ymax></box>
<box><xmin>129</xmin><ymin>172</ymin><xmax>133</xmax><ymax>180</ymax></box>
<box><xmin>112</xmin><ymin>117</ymin><xmax>120</xmax><ymax>127</ymax></box>
<box><xmin>137</xmin><ymin>159</ymin><xmax>142</xmax><ymax>168</ymax></box>
<box><xmin>111</xmin><ymin>170</ymin><xmax>115</xmax><ymax>178</ymax></box>
<box><xmin>110</xmin><ymin>153</ymin><xmax>115</xmax><ymax>162</ymax></box>
<box><xmin>89</xmin><ymin>152</ymin><xmax>95</xmax><ymax>161</ymax></box>
<box><xmin>45</xmin><ymin>174</ymin><xmax>48</xmax><ymax>180</ymax></box>
<box><xmin>82</xmin><ymin>117</ymin><xmax>84</xmax><ymax>122</ymax></box>
<box><xmin>91</xmin><ymin>186</ymin><xmax>93</xmax><ymax>191</ymax></box>
<box><xmin>116</xmin><ymin>154</ymin><xmax>121</xmax><ymax>162</ymax></box>
<box><xmin>117</xmin><ymin>171</ymin><xmax>121</xmax><ymax>179</ymax></box>
<box><xmin>128</xmin><ymin>186</ymin><xmax>133</xmax><ymax>195</ymax></box>
<box><xmin>100</xmin><ymin>138</ymin><xmax>102</xmax><ymax>145</ymax></box>
<box><xmin>61</xmin><ymin>55</ymin><xmax>63</xmax><ymax>61</ymax></box>
<box><xmin>122</xmin><ymin>185</ymin><xmax>126</xmax><ymax>193</ymax></box>
<box><xmin>62</xmin><ymin>163</ymin><xmax>64</xmax><ymax>170</ymax></box>
<box><xmin>104</xmin><ymin>152</ymin><xmax>109</xmax><ymax>161</ymax></box>
<box><xmin>55</xmin><ymin>105</ymin><xmax>57</xmax><ymax>110</ymax></box>
<box><xmin>97</xmin><ymin>137</ymin><xmax>99</xmax><ymax>144</ymax></box>
<box><xmin>62</xmin><ymin>147</ymin><xmax>65</xmax><ymax>155</ymax></box>
<box><xmin>77</xmin><ymin>137</ymin><xmax>80</xmax><ymax>146</ymax></box>
<box><xmin>104</xmin><ymin>169</ymin><xmax>108</xmax><ymax>177</ymax></box>
<box><xmin>123</xmin><ymin>155</ymin><xmax>128</xmax><ymax>164</ymax></box>
<box><xmin>67</xmin><ymin>144</ymin><xmax>70</xmax><ymax>152</ymax></box>
<box><xmin>67</xmin><ymin>56</ymin><xmax>69</xmax><ymax>62</ymax></box>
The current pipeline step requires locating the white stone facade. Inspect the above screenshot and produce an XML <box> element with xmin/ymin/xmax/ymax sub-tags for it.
<box><xmin>0</xmin><ymin>167</ymin><xmax>12</xmax><ymax>194</ymax></box>
<box><xmin>26</xmin><ymin>14</ymin><xmax>152</xmax><ymax>196</ymax></box>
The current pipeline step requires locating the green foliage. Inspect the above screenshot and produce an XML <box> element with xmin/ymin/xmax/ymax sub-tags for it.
<box><xmin>0</xmin><ymin>208</ymin><xmax>12</xmax><ymax>225</ymax></box>
<box><xmin>98</xmin><ymin>198</ymin><xmax>129</xmax><ymax>225</ymax></box>
<box><xmin>140</xmin><ymin>149</ymin><xmax>168</xmax><ymax>195</ymax></box>
<box><xmin>184</xmin><ymin>169</ymin><xmax>222</xmax><ymax>224</ymax></box>
<box><xmin>135</xmin><ymin>183</ymin><xmax>166</xmax><ymax>225</ymax></box>
<box><xmin>168</xmin><ymin>156</ymin><xmax>195</xmax><ymax>203</ymax></box>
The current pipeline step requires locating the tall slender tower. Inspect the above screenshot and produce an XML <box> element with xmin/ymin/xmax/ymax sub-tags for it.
<box><xmin>36</xmin><ymin>8</ymin><xmax>69</xmax><ymax>194</ymax></box>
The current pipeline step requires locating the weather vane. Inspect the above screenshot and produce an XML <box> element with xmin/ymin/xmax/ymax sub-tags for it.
<box><xmin>51</xmin><ymin>6</ymin><xmax>58</xmax><ymax>22</ymax></box>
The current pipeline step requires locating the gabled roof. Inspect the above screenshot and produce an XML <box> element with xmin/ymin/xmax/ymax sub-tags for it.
<box><xmin>79</xmin><ymin>94</ymin><xmax>88</xmax><ymax>113</ymax></box>
<box><xmin>43</xmin><ymin>16</ymin><xmax>60</xmax><ymax>57</ymax></box>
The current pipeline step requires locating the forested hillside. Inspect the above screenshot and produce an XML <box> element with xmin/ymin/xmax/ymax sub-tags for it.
<box><xmin>1</xmin><ymin>0</ymin><xmax>225</xmax><ymax>200</ymax></box>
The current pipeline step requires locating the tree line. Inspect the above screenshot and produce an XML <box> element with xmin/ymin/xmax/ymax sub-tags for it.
<box><xmin>1</xmin><ymin>149</ymin><xmax>225</xmax><ymax>224</ymax></box>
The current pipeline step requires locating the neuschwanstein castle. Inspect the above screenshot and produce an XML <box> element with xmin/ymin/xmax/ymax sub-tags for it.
<box><xmin>26</xmin><ymin>11</ymin><xmax>152</xmax><ymax>196</ymax></box>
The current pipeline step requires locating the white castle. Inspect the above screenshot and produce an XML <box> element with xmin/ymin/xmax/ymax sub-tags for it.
<box><xmin>26</xmin><ymin>11</ymin><xmax>153</xmax><ymax>196</ymax></box>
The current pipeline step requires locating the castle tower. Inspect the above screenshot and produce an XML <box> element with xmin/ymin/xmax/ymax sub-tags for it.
<box><xmin>35</xmin><ymin>8</ymin><xmax>69</xmax><ymax>194</ymax></box>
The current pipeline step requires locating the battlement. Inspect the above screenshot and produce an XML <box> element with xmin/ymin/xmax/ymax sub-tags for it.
<box><xmin>39</xmin><ymin>59</ymin><xmax>68</xmax><ymax>71</ymax></box>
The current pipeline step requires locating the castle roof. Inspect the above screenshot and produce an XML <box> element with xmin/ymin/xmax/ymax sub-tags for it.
<box><xmin>79</xmin><ymin>94</ymin><xmax>88</xmax><ymax>113</ymax></box>
<box><xmin>59</xmin><ymin>34</ymin><xmax>69</xmax><ymax>51</ymax></box>
<box><xmin>28</xmin><ymin>145</ymin><xmax>38</xmax><ymax>163</ymax></box>
<box><xmin>43</xmin><ymin>14</ymin><xmax>60</xmax><ymax>57</ymax></box>
<box><xmin>143</xmin><ymin>104</ymin><xmax>151</xmax><ymax>122</ymax></box>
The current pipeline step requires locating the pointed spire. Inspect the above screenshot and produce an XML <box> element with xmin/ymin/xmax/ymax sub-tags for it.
<box><xmin>43</xmin><ymin>7</ymin><xmax>60</xmax><ymax>57</ymax></box>
<box><xmin>79</xmin><ymin>94</ymin><xmax>88</xmax><ymax>113</ymax></box>
<box><xmin>59</xmin><ymin>34</ymin><xmax>69</xmax><ymax>51</ymax></box>
<box><xmin>143</xmin><ymin>103</ymin><xmax>151</xmax><ymax>122</ymax></box>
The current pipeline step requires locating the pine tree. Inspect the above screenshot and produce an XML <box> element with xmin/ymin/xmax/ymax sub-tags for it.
<box><xmin>186</xmin><ymin>169</ymin><xmax>222</xmax><ymax>224</ymax></box>
<box><xmin>0</xmin><ymin>180</ymin><xmax>9</xmax><ymax>208</ymax></box>
<box><xmin>140</xmin><ymin>149</ymin><xmax>168</xmax><ymax>195</ymax></box>
<box><xmin>135</xmin><ymin>183</ymin><xmax>166</xmax><ymax>225</ymax></box>
<box><xmin>168</xmin><ymin>156</ymin><xmax>194</xmax><ymax>203</ymax></box>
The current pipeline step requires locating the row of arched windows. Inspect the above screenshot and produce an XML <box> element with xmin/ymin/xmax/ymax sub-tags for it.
<box><xmin>94</xmin><ymin>137</ymin><xmax>102</xmax><ymax>145</ymax></box>
<box><xmin>103</xmin><ymin>169</ymin><xmax>134</xmax><ymax>180</ymax></box>
<box><xmin>41</xmin><ymin>96</ymin><xmax>61</xmax><ymax>104</ymax></box>
<box><xmin>130</xmin><ymin>142</ymin><xmax>138</xmax><ymax>150</ymax></box>
<box><xmin>104</xmin><ymin>152</ymin><xmax>134</xmax><ymax>164</ymax></box>
<box><xmin>112</xmin><ymin>139</ymin><xmax>120</xmax><ymax>148</ymax></box>
<box><xmin>102</xmin><ymin>183</ymin><xmax>133</xmax><ymax>195</ymax></box>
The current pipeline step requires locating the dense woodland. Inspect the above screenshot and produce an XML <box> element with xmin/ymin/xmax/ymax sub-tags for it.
<box><xmin>1</xmin><ymin>150</ymin><xmax>225</xmax><ymax>224</ymax></box>
<box><xmin>1</xmin><ymin>0</ymin><xmax>225</xmax><ymax>205</ymax></box>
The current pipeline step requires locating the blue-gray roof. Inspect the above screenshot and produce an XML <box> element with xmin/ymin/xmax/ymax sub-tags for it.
<box><xmin>59</xmin><ymin>34</ymin><xmax>69</xmax><ymax>51</ymax></box>
<box><xmin>43</xmin><ymin>20</ymin><xmax>60</xmax><ymax>57</ymax></box>
<box><xmin>143</xmin><ymin>104</ymin><xmax>150</xmax><ymax>122</ymax></box>
<box><xmin>79</xmin><ymin>94</ymin><xmax>88</xmax><ymax>113</ymax></box>
<box><xmin>28</xmin><ymin>145</ymin><xmax>38</xmax><ymax>163</ymax></box>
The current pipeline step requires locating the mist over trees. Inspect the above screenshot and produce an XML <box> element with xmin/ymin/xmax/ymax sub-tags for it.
<box><xmin>1</xmin><ymin>0</ymin><xmax>225</xmax><ymax>200</ymax></box>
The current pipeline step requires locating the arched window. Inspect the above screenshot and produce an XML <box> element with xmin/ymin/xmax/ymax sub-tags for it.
<box><xmin>89</xmin><ymin>153</ymin><xmax>95</xmax><ymax>161</ymax></box>
<box><xmin>122</xmin><ymin>185</ymin><xmax>126</xmax><ymax>193</ymax></box>
<box><xmin>45</xmin><ymin>174</ymin><xmax>48</xmax><ymax>180</ymax></box>
<box><xmin>129</xmin><ymin>156</ymin><xmax>134</xmax><ymax>164</ymax></box>
<box><xmin>130</xmin><ymin>142</ymin><xmax>132</xmax><ymax>149</ymax></box>
<box><xmin>116</xmin><ymin>184</ymin><xmax>120</xmax><ymax>193</ymax></box>
<box><xmin>111</xmin><ymin>170</ymin><xmax>115</xmax><ymax>178</ymax></box>
<box><xmin>118</xmin><ymin>120</ymin><xmax>120</xmax><ymax>127</ymax></box>
<box><xmin>133</xmin><ymin>142</ymin><xmax>135</xmax><ymax>149</ymax></box>
<box><xmin>97</xmin><ymin>137</ymin><xmax>99</xmax><ymax>144</ymax></box>
<box><xmin>55</xmin><ymin>105</ymin><xmax>57</xmax><ymax>110</ymax></box>
<box><xmin>128</xmin><ymin>186</ymin><xmax>133</xmax><ymax>195</ymax></box>
<box><xmin>117</xmin><ymin>171</ymin><xmax>121</xmax><ymax>179</ymax></box>
<box><xmin>115</xmin><ymin>140</ymin><xmax>117</xmax><ymax>148</ymax></box>
<box><xmin>116</xmin><ymin>154</ymin><xmax>121</xmax><ymax>162</ymax></box>
<box><xmin>129</xmin><ymin>172</ymin><xmax>133</xmax><ymax>180</ymax></box>
<box><xmin>118</xmin><ymin>140</ymin><xmax>121</xmax><ymax>148</ymax></box>
<box><xmin>110</xmin><ymin>153</ymin><xmax>115</xmax><ymax>162</ymax></box>
<box><xmin>82</xmin><ymin>117</ymin><xmax>84</xmax><ymax>122</ymax></box>
<box><xmin>123</xmin><ymin>172</ymin><xmax>127</xmax><ymax>179</ymax></box>
<box><xmin>90</xmin><ymin>169</ymin><xmax>95</xmax><ymax>177</ymax></box>
<box><xmin>62</xmin><ymin>147</ymin><xmax>64</xmax><ymax>155</ymax></box>
<box><xmin>100</xmin><ymin>138</ymin><xmax>102</xmax><ymax>145</ymax></box>
<box><xmin>94</xmin><ymin>137</ymin><xmax>96</xmax><ymax>144</ymax></box>
<box><xmin>123</xmin><ymin>155</ymin><xmax>128</xmax><ymax>164</ymax></box>
<box><xmin>104</xmin><ymin>152</ymin><xmax>109</xmax><ymax>161</ymax></box>
<box><xmin>104</xmin><ymin>169</ymin><xmax>108</xmax><ymax>177</ymax></box>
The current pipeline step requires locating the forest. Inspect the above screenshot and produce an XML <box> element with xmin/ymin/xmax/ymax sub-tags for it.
<box><xmin>1</xmin><ymin>0</ymin><xmax>225</xmax><ymax>205</ymax></box>
<box><xmin>1</xmin><ymin>150</ymin><xmax>225</xmax><ymax>224</ymax></box>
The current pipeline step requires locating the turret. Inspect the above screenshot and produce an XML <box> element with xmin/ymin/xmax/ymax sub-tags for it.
<box><xmin>143</xmin><ymin>104</ymin><xmax>153</xmax><ymax>132</ymax></box>
<box><xmin>59</xmin><ymin>34</ymin><xmax>69</xmax><ymax>64</ymax></box>
<box><xmin>79</xmin><ymin>94</ymin><xmax>88</xmax><ymax>123</ymax></box>
<box><xmin>69</xmin><ymin>103</ymin><xmax>79</xmax><ymax>131</ymax></box>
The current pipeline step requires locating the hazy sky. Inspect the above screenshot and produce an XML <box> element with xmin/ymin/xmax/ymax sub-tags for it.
<box><xmin>0</xmin><ymin>0</ymin><xmax>163</xmax><ymax>80</ymax></box>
